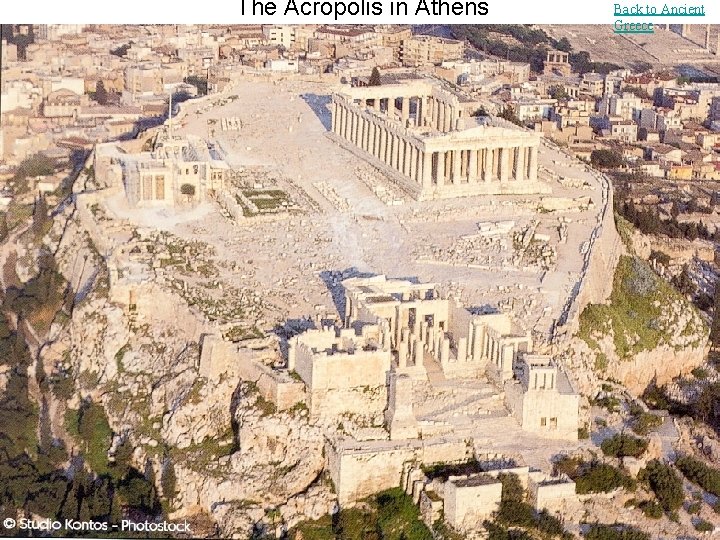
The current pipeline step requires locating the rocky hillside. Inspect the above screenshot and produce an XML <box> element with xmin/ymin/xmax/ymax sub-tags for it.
<box><xmin>568</xmin><ymin>253</ymin><xmax>708</xmax><ymax>397</ymax></box>
<box><xmin>0</xmin><ymin>160</ymin><xmax>341</xmax><ymax>538</ymax></box>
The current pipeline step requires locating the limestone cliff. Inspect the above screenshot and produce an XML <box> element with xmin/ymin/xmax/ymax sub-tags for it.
<box><xmin>24</xmin><ymin>166</ymin><xmax>337</xmax><ymax>537</ymax></box>
<box><xmin>571</xmin><ymin>255</ymin><xmax>708</xmax><ymax>396</ymax></box>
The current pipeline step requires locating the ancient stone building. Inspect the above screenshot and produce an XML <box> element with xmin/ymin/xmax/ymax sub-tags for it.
<box><xmin>543</xmin><ymin>49</ymin><xmax>572</xmax><ymax>77</ymax></box>
<box><xmin>504</xmin><ymin>355</ymin><xmax>580</xmax><ymax>440</ymax></box>
<box><xmin>95</xmin><ymin>129</ymin><xmax>229</xmax><ymax>207</ymax></box>
<box><xmin>288</xmin><ymin>275</ymin><xmax>580</xmax><ymax>506</ymax></box>
<box><xmin>342</xmin><ymin>275</ymin><xmax>532</xmax><ymax>381</ymax></box>
<box><xmin>330</xmin><ymin>81</ymin><xmax>546</xmax><ymax>200</ymax></box>
<box><xmin>288</xmin><ymin>323</ymin><xmax>391</xmax><ymax>418</ymax></box>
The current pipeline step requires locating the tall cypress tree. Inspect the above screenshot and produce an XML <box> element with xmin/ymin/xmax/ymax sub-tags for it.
<box><xmin>369</xmin><ymin>67</ymin><xmax>381</xmax><ymax>87</ymax></box>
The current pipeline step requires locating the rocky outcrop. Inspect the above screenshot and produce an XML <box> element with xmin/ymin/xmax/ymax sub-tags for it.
<box><xmin>171</xmin><ymin>391</ymin><xmax>332</xmax><ymax>537</ymax></box>
<box><xmin>570</xmin><ymin>255</ymin><xmax>708</xmax><ymax>397</ymax></box>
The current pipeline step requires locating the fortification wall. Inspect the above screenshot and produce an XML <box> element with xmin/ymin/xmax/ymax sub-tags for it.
<box><xmin>552</xmin><ymin>146</ymin><xmax>624</xmax><ymax>340</ymax></box>
<box><xmin>302</xmin><ymin>349</ymin><xmax>391</xmax><ymax>391</ymax></box>
<box><xmin>444</xmin><ymin>480</ymin><xmax>502</xmax><ymax>530</ymax></box>
<box><xmin>328</xmin><ymin>438</ymin><xmax>471</xmax><ymax>505</ymax></box>
<box><xmin>528</xmin><ymin>472</ymin><xmax>577</xmax><ymax>513</ymax></box>
<box><xmin>199</xmin><ymin>336</ymin><xmax>305</xmax><ymax>410</ymax></box>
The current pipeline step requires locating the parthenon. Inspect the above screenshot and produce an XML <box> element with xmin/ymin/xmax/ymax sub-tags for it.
<box><xmin>330</xmin><ymin>81</ymin><xmax>548</xmax><ymax>200</ymax></box>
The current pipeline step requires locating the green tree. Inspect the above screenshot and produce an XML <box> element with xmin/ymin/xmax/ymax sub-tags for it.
<box><xmin>95</xmin><ymin>80</ymin><xmax>108</xmax><ymax>105</ymax></box>
<box><xmin>183</xmin><ymin>75</ymin><xmax>208</xmax><ymax>96</ymax></box>
<box><xmin>498</xmin><ymin>472</ymin><xmax>524</xmax><ymax>502</ymax></box>
<box><xmin>710</xmin><ymin>283</ymin><xmax>720</xmax><ymax>351</ymax></box>
<box><xmin>76</xmin><ymin>400</ymin><xmax>113</xmax><ymax>474</ymax></box>
<box><xmin>696</xmin><ymin>382</ymin><xmax>720</xmax><ymax>423</ymax></box>
<box><xmin>32</xmin><ymin>194</ymin><xmax>50</xmax><ymax>238</ymax></box>
<box><xmin>585</xmin><ymin>524</ymin><xmax>650</xmax><ymax>540</ymax></box>
<box><xmin>590</xmin><ymin>149</ymin><xmax>624</xmax><ymax>169</ymax></box>
<box><xmin>499</xmin><ymin>106</ymin><xmax>522</xmax><ymax>126</ymax></box>
<box><xmin>555</xmin><ymin>37</ymin><xmax>572</xmax><ymax>52</ymax></box>
<box><xmin>0</xmin><ymin>214</ymin><xmax>8</xmax><ymax>241</ymax></box>
<box><xmin>369</xmin><ymin>67</ymin><xmax>382</xmax><ymax>87</ymax></box>
<box><xmin>600</xmin><ymin>433</ymin><xmax>649</xmax><ymax>458</ymax></box>
<box><xmin>161</xmin><ymin>458</ymin><xmax>177</xmax><ymax>502</ymax></box>
<box><xmin>180</xmin><ymin>183</ymin><xmax>196</xmax><ymax>197</ymax></box>
<box><xmin>548</xmin><ymin>84</ymin><xmax>570</xmax><ymax>100</ymax></box>
<box><xmin>676</xmin><ymin>455</ymin><xmax>720</xmax><ymax>497</ymax></box>
<box><xmin>638</xmin><ymin>460</ymin><xmax>683</xmax><ymax>512</ymax></box>
<box><xmin>110</xmin><ymin>43</ymin><xmax>130</xmax><ymax>57</ymax></box>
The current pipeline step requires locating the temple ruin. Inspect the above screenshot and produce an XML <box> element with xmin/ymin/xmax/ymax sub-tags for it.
<box><xmin>329</xmin><ymin>81</ymin><xmax>547</xmax><ymax>200</ymax></box>
<box><xmin>95</xmin><ymin>129</ymin><xmax>230</xmax><ymax>207</ymax></box>
<box><xmin>287</xmin><ymin>275</ymin><xmax>579</xmax><ymax>450</ymax></box>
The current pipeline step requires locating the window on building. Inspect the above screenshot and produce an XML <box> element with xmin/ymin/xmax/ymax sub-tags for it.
<box><xmin>550</xmin><ymin>417</ymin><xmax>558</xmax><ymax>429</ymax></box>
<box><xmin>540</xmin><ymin>417</ymin><xmax>547</xmax><ymax>427</ymax></box>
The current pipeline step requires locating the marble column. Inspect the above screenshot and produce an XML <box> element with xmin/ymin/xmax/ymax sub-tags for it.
<box><xmin>360</xmin><ymin>117</ymin><xmax>367</xmax><ymax>151</ymax></box>
<box><xmin>422</xmin><ymin>151</ymin><xmax>432</xmax><ymax>188</ymax></box>
<box><xmin>398</xmin><ymin>338</ymin><xmax>408</xmax><ymax>369</ymax></box>
<box><xmin>365</xmin><ymin>118</ymin><xmax>371</xmax><ymax>151</ymax></box>
<box><xmin>403</xmin><ymin>140</ymin><xmax>411</xmax><ymax>176</ymax></box>
<box><xmin>396</xmin><ymin>135</ymin><xmax>403</xmax><ymax>171</ymax></box>
<box><xmin>528</xmin><ymin>146</ymin><xmax>538</xmax><ymax>181</ymax></box>
<box><xmin>444</xmin><ymin>105</ymin><xmax>452</xmax><ymax>132</ymax></box>
<box><xmin>353</xmin><ymin>112</ymin><xmax>360</xmax><ymax>146</ymax></box>
<box><xmin>473</xmin><ymin>324</ymin><xmax>484</xmax><ymax>362</ymax></box>
<box><xmin>366</xmin><ymin>119</ymin><xmax>372</xmax><ymax>152</ymax></box>
<box><xmin>420</xmin><ymin>96</ymin><xmax>428</xmax><ymax>126</ymax></box>
<box><xmin>345</xmin><ymin>108</ymin><xmax>351</xmax><ymax>141</ymax></box>
<box><xmin>401</xmin><ymin>97</ymin><xmax>409</xmax><ymax>124</ymax></box>
<box><xmin>483</xmin><ymin>148</ymin><xmax>493</xmax><ymax>182</ymax></box>
<box><xmin>369</xmin><ymin>121</ymin><xmax>376</xmax><ymax>156</ymax></box>
<box><xmin>380</xmin><ymin>127</ymin><xmax>388</xmax><ymax>164</ymax></box>
<box><xmin>414</xmin><ymin>337</ymin><xmax>424</xmax><ymax>367</ymax></box>
<box><xmin>515</xmin><ymin>146</ymin><xmax>526</xmax><ymax>181</ymax></box>
<box><xmin>441</xmin><ymin>337</ymin><xmax>450</xmax><ymax>365</ymax></box>
<box><xmin>436</xmin><ymin>151</ymin><xmax>445</xmax><ymax>186</ymax></box>
<box><xmin>331</xmin><ymin>102</ymin><xmax>337</xmax><ymax>133</ymax></box>
<box><xmin>409</xmin><ymin>145</ymin><xmax>417</xmax><ymax>181</ymax></box>
<box><xmin>457</xmin><ymin>337</ymin><xmax>467</xmax><ymax>363</ymax></box>
<box><xmin>438</xmin><ymin>103</ymin><xmax>445</xmax><ymax>132</ymax></box>
<box><xmin>338</xmin><ymin>105</ymin><xmax>344</xmax><ymax>138</ymax></box>
<box><xmin>468</xmin><ymin>149</ymin><xmax>478</xmax><ymax>183</ymax></box>
<box><xmin>452</xmin><ymin>149</ymin><xmax>462</xmax><ymax>184</ymax></box>
<box><xmin>499</xmin><ymin>147</ymin><xmax>509</xmax><ymax>183</ymax></box>
<box><xmin>390</xmin><ymin>133</ymin><xmax>400</xmax><ymax>169</ymax></box>
<box><xmin>374</xmin><ymin>123</ymin><xmax>381</xmax><ymax>158</ymax></box>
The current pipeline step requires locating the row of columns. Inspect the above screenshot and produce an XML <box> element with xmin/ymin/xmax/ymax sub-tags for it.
<box><xmin>333</xmin><ymin>100</ymin><xmax>434</xmax><ymax>187</ymax></box>
<box><xmin>356</xmin><ymin>94</ymin><xmax>459</xmax><ymax>133</ymax></box>
<box><xmin>332</xmin><ymin>99</ymin><xmax>540</xmax><ymax>189</ymax></box>
<box><xmin>428</xmin><ymin>145</ymin><xmax>539</xmax><ymax>186</ymax></box>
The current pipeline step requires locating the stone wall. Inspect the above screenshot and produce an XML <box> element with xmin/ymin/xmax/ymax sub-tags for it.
<box><xmin>552</xmin><ymin>147</ymin><xmax>624</xmax><ymax>340</ymax></box>
<box><xmin>199</xmin><ymin>335</ymin><xmax>305</xmax><ymax>411</ymax></box>
<box><xmin>527</xmin><ymin>471</ymin><xmax>576</xmax><ymax>513</ymax></box>
<box><xmin>444</xmin><ymin>477</ymin><xmax>502</xmax><ymax>530</ymax></box>
<box><xmin>308</xmin><ymin>384</ymin><xmax>387</xmax><ymax>420</ymax></box>
<box><xmin>505</xmin><ymin>380</ymin><xmax>579</xmax><ymax>440</ymax></box>
<box><xmin>327</xmin><ymin>438</ymin><xmax>471</xmax><ymax>505</ymax></box>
